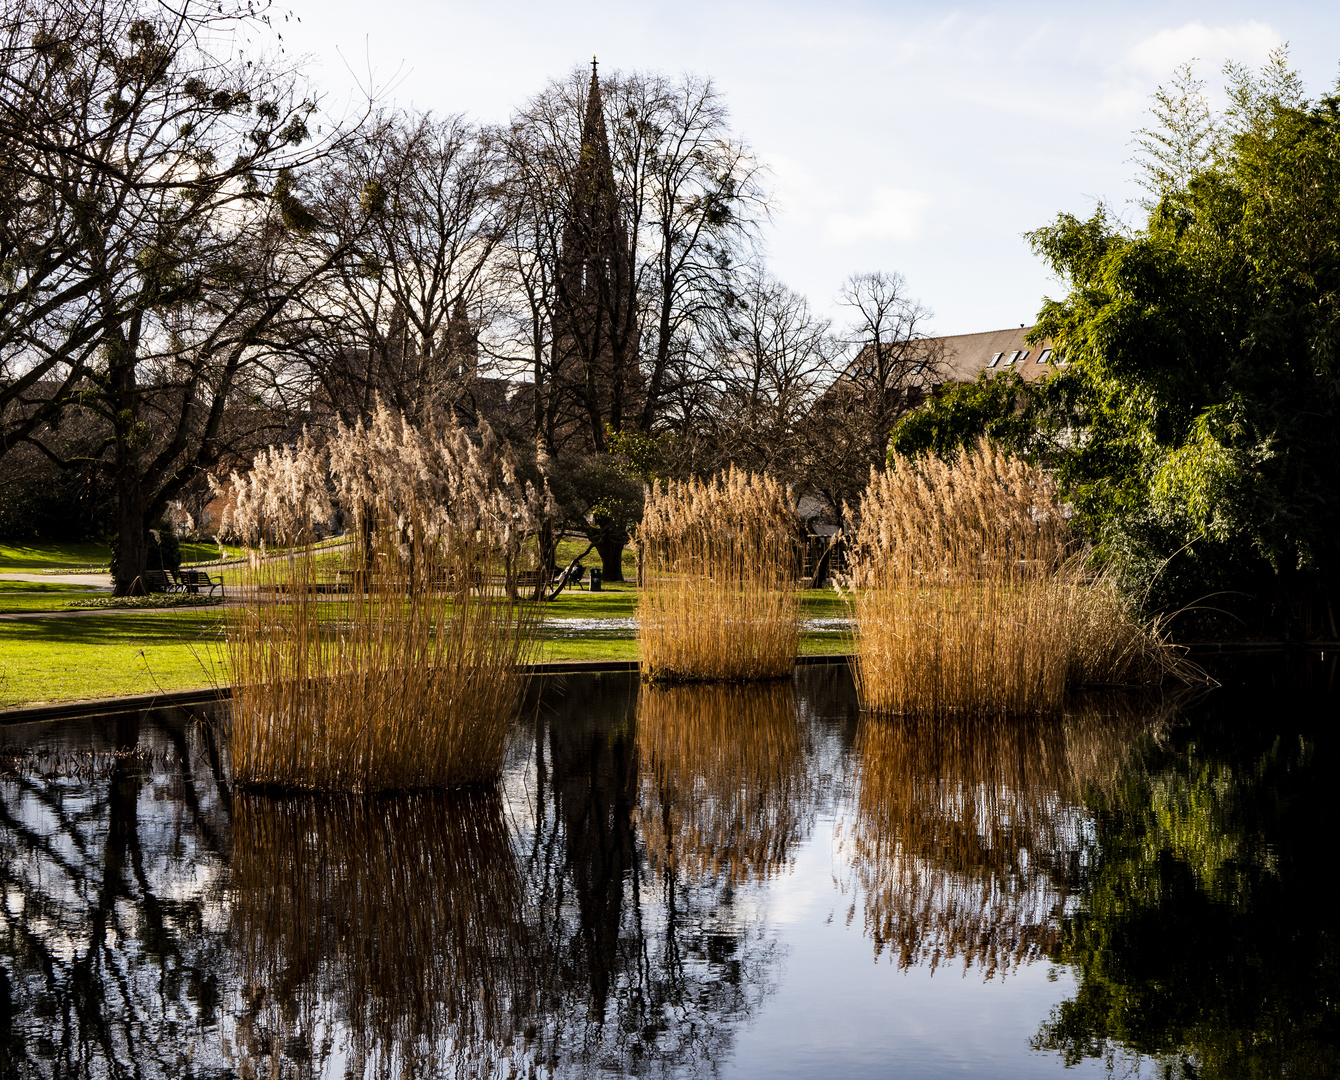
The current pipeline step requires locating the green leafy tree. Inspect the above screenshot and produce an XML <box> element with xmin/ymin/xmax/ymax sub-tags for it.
<box><xmin>933</xmin><ymin>53</ymin><xmax>1340</xmax><ymax>633</ymax></box>
<box><xmin>888</xmin><ymin>370</ymin><xmax>1050</xmax><ymax>460</ymax></box>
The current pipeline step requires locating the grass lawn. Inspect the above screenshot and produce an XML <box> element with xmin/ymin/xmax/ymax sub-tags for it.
<box><xmin>0</xmin><ymin>581</ymin><xmax>108</xmax><ymax>614</ymax></box>
<box><xmin>0</xmin><ymin>540</ymin><xmax>112</xmax><ymax>571</ymax></box>
<box><xmin>0</xmin><ymin>610</ymin><xmax>228</xmax><ymax>707</ymax></box>
<box><xmin>0</xmin><ymin>538</ymin><xmax>247</xmax><ymax>573</ymax></box>
<box><xmin>0</xmin><ymin>584</ymin><xmax>851</xmax><ymax>708</ymax></box>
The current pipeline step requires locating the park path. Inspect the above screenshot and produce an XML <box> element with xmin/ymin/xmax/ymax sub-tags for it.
<box><xmin>0</xmin><ymin>572</ymin><xmax>112</xmax><ymax>585</ymax></box>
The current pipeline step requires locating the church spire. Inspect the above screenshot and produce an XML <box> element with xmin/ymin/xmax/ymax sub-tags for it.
<box><xmin>582</xmin><ymin>56</ymin><xmax>606</xmax><ymax>156</ymax></box>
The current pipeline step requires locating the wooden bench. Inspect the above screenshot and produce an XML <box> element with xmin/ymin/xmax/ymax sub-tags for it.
<box><xmin>142</xmin><ymin>569</ymin><xmax>183</xmax><ymax>594</ymax></box>
<box><xmin>179</xmin><ymin>568</ymin><xmax>225</xmax><ymax>597</ymax></box>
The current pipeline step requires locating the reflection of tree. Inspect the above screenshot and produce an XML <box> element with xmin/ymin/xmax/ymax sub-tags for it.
<box><xmin>0</xmin><ymin>708</ymin><xmax>232</xmax><ymax>1076</ymax></box>
<box><xmin>2</xmin><ymin>672</ymin><xmax>808</xmax><ymax>1078</ymax></box>
<box><xmin>228</xmin><ymin>789</ymin><xmax>542</xmax><ymax>1077</ymax></box>
<box><xmin>1034</xmin><ymin>702</ymin><xmax>1340</xmax><ymax>1078</ymax></box>
<box><xmin>522</xmin><ymin>674</ymin><xmax>782</xmax><ymax>1076</ymax></box>
<box><xmin>637</xmin><ymin>681</ymin><xmax>812</xmax><ymax>884</ymax></box>
<box><xmin>845</xmin><ymin>703</ymin><xmax>1148</xmax><ymax>977</ymax></box>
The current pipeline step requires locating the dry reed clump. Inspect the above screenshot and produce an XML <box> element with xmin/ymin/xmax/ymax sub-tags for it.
<box><xmin>637</xmin><ymin>681</ymin><xmax>810</xmax><ymax>884</ymax></box>
<box><xmin>845</xmin><ymin>441</ymin><xmax>1173</xmax><ymax>717</ymax></box>
<box><xmin>229</xmin><ymin>791</ymin><xmax>542</xmax><ymax>1074</ymax></box>
<box><xmin>637</xmin><ymin>467</ymin><xmax>801</xmax><ymax>683</ymax></box>
<box><xmin>842</xmin><ymin>706</ymin><xmax>1151</xmax><ymax>977</ymax></box>
<box><xmin>220</xmin><ymin>403</ymin><xmax>547</xmax><ymax>791</ymax></box>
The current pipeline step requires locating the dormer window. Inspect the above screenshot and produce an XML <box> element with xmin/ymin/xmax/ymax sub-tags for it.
<box><xmin>1017</xmin><ymin>350</ymin><xmax>1030</xmax><ymax>364</ymax></box>
<box><xmin>988</xmin><ymin>352</ymin><xmax>1003</xmax><ymax>367</ymax></box>
<box><xmin>1037</xmin><ymin>349</ymin><xmax>1052</xmax><ymax>364</ymax></box>
<box><xmin>1006</xmin><ymin>350</ymin><xmax>1023</xmax><ymax>365</ymax></box>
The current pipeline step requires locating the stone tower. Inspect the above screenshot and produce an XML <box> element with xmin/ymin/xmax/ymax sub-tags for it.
<box><xmin>552</xmin><ymin>58</ymin><xmax>639</xmax><ymax>450</ymax></box>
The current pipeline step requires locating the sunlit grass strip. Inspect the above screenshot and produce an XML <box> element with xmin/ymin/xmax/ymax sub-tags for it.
<box><xmin>638</xmin><ymin>467</ymin><xmax>801</xmax><ymax>682</ymax></box>
<box><xmin>637</xmin><ymin>681</ymin><xmax>808</xmax><ymax>884</ymax></box>
<box><xmin>846</xmin><ymin>442</ymin><xmax>1176</xmax><ymax>717</ymax></box>
<box><xmin>227</xmin><ymin>526</ymin><xmax>536</xmax><ymax>791</ymax></box>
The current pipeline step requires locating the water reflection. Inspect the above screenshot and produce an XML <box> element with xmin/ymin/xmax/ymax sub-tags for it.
<box><xmin>1034</xmin><ymin>692</ymin><xmax>1340</xmax><ymax>1078</ymax></box>
<box><xmin>844</xmin><ymin>702</ymin><xmax>1151</xmax><ymax>977</ymax></box>
<box><xmin>0</xmin><ymin>708</ymin><xmax>231</xmax><ymax>1075</ymax></box>
<box><xmin>522</xmin><ymin>674</ymin><xmax>780</xmax><ymax>1076</ymax></box>
<box><xmin>229</xmin><ymin>789</ymin><xmax>540</xmax><ymax>1076</ymax></box>
<box><xmin>2</xmin><ymin>670</ymin><xmax>1337</xmax><ymax>1077</ymax></box>
<box><xmin>637</xmin><ymin>681</ymin><xmax>811</xmax><ymax>884</ymax></box>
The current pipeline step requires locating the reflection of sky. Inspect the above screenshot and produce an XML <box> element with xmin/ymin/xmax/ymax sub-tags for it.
<box><xmin>732</xmin><ymin>812</ymin><xmax>1112</xmax><ymax>1080</ymax></box>
<box><xmin>2</xmin><ymin>681</ymin><xmax>1166</xmax><ymax>1078</ymax></box>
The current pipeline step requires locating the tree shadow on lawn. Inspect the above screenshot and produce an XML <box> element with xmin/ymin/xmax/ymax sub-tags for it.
<box><xmin>0</xmin><ymin>613</ymin><xmax>223</xmax><ymax>647</ymax></box>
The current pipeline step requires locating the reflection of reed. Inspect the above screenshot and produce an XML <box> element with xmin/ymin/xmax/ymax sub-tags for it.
<box><xmin>637</xmin><ymin>681</ymin><xmax>810</xmax><ymax>884</ymax></box>
<box><xmin>847</xmin><ymin>701</ymin><xmax>1150</xmax><ymax>977</ymax></box>
<box><xmin>230</xmin><ymin>790</ymin><xmax>539</xmax><ymax>1073</ymax></box>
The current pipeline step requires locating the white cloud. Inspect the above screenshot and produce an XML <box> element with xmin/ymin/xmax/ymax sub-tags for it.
<box><xmin>1126</xmin><ymin>20</ymin><xmax>1282</xmax><ymax>80</ymax></box>
<box><xmin>823</xmin><ymin>188</ymin><xmax>931</xmax><ymax>248</ymax></box>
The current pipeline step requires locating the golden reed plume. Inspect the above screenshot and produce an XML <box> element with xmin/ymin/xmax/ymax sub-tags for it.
<box><xmin>845</xmin><ymin>441</ymin><xmax>1180</xmax><ymax>716</ymax></box>
<box><xmin>638</xmin><ymin>467</ymin><xmax>802</xmax><ymax>683</ymax></box>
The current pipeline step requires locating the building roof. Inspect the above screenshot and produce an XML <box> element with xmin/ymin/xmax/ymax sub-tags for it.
<box><xmin>934</xmin><ymin>326</ymin><xmax>1056</xmax><ymax>384</ymax></box>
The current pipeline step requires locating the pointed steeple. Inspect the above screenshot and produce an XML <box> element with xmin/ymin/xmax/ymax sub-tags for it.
<box><xmin>580</xmin><ymin>56</ymin><xmax>611</xmax><ymax>166</ymax></box>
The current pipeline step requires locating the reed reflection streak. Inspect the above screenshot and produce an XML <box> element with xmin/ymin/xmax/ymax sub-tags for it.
<box><xmin>637</xmin><ymin>681</ymin><xmax>812</xmax><ymax>885</ymax></box>
<box><xmin>229</xmin><ymin>789</ymin><xmax>542</xmax><ymax>1076</ymax></box>
<box><xmin>845</xmin><ymin>705</ymin><xmax>1149</xmax><ymax>978</ymax></box>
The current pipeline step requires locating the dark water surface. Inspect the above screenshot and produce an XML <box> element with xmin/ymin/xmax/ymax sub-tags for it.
<box><xmin>2</xmin><ymin>660</ymin><xmax>1337</xmax><ymax>1078</ymax></box>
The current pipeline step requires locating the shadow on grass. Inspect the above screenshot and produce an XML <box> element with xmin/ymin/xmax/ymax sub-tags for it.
<box><xmin>0</xmin><ymin>612</ymin><xmax>224</xmax><ymax>647</ymax></box>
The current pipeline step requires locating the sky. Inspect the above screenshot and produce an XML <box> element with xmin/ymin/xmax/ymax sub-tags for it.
<box><xmin>275</xmin><ymin>0</ymin><xmax>1340</xmax><ymax>337</ymax></box>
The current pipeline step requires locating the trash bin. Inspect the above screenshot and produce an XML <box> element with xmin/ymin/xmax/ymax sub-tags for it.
<box><xmin>589</xmin><ymin>567</ymin><xmax>602</xmax><ymax>591</ymax></box>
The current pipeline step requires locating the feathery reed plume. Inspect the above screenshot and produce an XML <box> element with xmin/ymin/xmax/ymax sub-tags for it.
<box><xmin>230</xmin><ymin>791</ymin><xmax>542</xmax><ymax>1075</ymax></box>
<box><xmin>637</xmin><ymin>681</ymin><xmax>811</xmax><ymax>884</ymax></box>
<box><xmin>845</xmin><ymin>441</ymin><xmax>1174</xmax><ymax>716</ymax></box>
<box><xmin>843</xmin><ymin>704</ymin><xmax>1151</xmax><ymax>977</ymax></box>
<box><xmin>638</xmin><ymin>467</ymin><xmax>801</xmax><ymax>682</ymax></box>
<box><xmin>222</xmin><ymin>403</ymin><xmax>545</xmax><ymax>790</ymax></box>
<box><xmin>213</xmin><ymin>427</ymin><xmax>332</xmax><ymax>548</ymax></box>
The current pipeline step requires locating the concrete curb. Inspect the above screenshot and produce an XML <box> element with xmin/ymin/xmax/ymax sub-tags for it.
<box><xmin>0</xmin><ymin>654</ymin><xmax>855</xmax><ymax>725</ymax></box>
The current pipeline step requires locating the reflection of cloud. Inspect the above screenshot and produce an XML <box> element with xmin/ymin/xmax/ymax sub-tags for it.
<box><xmin>1126</xmin><ymin>20</ymin><xmax>1281</xmax><ymax>79</ymax></box>
<box><xmin>824</xmin><ymin>188</ymin><xmax>931</xmax><ymax>247</ymax></box>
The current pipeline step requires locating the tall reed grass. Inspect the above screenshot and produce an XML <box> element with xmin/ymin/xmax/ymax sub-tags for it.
<box><xmin>637</xmin><ymin>467</ymin><xmax>801</xmax><ymax>682</ymax></box>
<box><xmin>221</xmin><ymin>403</ymin><xmax>546</xmax><ymax>790</ymax></box>
<box><xmin>230</xmin><ymin>790</ymin><xmax>541</xmax><ymax>1073</ymax></box>
<box><xmin>637</xmin><ymin>681</ymin><xmax>809</xmax><ymax>884</ymax></box>
<box><xmin>845</xmin><ymin>442</ymin><xmax>1177</xmax><ymax>716</ymax></box>
<box><xmin>227</xmin><ymin>525</ymin><xmax>535</xmax><ymax>790</ymax></box>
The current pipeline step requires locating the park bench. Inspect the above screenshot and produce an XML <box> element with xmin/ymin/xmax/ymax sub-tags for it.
<box><xmin>179</xmin><ymin>568</ymin><xmax>225</xmax><ymax>597</ymax></box>
<box><xmin>142</xmin><ymin>569</ymin><xmax>182</xmax><ymax>594</ymax></box>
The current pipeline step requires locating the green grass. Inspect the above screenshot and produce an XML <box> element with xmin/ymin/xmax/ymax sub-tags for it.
<box><xmin>0</xmin><ymin>540</ymin><xmax>112</xmax><ymax>571</ymax></box>
<box><xmin>0</xmin><ymin>581</ymin><xmax>107</xmax><ymax>614</ymax></box>
<box><xmin>0</xmin><ymin>611</ymin><xmax>227</xmax><ymax>707</ymax></box>
<box><xmin>0</xmin><ymin>537</ymin><xmax>257</xmax><ymax>574</ymax></box>
<box><xmin>0</xmin><ymin>585</ymin><xmax>850</xmax><ymax>708</ymax></box>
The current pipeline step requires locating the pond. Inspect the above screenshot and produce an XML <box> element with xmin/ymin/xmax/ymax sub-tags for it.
<box><xmin>2</xmin><ymin>656</ymin><xmax>1336</xmax><ymax>1078</ymax></box>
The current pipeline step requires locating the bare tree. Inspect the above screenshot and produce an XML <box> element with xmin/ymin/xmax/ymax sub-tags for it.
<box><xmin>0</xmin><ymin>0</ymin><xmax>372</xmax><ymax>592</ymax></box>
<box><xmin>290</xmin><ymin>110</ymin><xmax>507</xmax><ymax>428</ymax></box>
<box><xmin>795</xmin><ymin>271</ymin><xmax>940</xmax><ymax>518</ymax></box>
<box><xmin>672</xmin><ymin>267</ymin><xmax>838</xmax><ymax>479</ymax></box>
<box><xmin>498</xmin><ymin>64</ymin><xmax>766</xmax><ymax>455</ymax></box>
